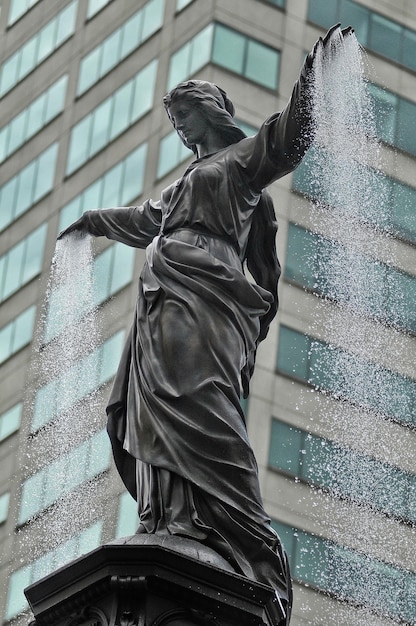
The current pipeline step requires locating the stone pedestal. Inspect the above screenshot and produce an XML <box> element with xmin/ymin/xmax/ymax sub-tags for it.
<box><xmin>24</xmin><ymin>535</ymin><xmax>286</xmax><ymax>626</ymax></box>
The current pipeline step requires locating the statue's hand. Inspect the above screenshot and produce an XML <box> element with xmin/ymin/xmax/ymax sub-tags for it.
<box><xmin>307</xmin><ymin>23</ymin><xmax>354</xmax><ymax>67</ymax></box>
<box><xmin>57</xmin><ymin>215</ymin><xmax>86</xmax><ymax>240</ymax></box>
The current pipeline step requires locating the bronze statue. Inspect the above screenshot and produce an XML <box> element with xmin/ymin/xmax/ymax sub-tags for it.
<box><xmin>58</xmin><ymin>25</ymin><xmax>352</xmax><ymax>625</ymax></box>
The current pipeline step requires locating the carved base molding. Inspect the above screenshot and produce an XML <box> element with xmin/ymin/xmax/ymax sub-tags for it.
<box><xmin>25</xmin><ymin>535</ymin><xmax>286</xmax><ymax>626</ymax></box>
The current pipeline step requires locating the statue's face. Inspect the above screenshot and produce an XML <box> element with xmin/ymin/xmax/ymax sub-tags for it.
<box><xmin>168</xmin><ymin>101</ymin><xmax>208</xmax><ymax>148</ymax></box>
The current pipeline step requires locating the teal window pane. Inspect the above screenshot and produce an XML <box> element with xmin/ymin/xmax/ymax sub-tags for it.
<box><xmin>37</xmin><ymin>20</ymin><xmax>58</xmax><ymax>63</ymax></box>
<box><xmin>396</xmin><ymin>98</ymin><xmax>416</xmax><ymax>156</ymax></box>
<box><xmin>2</xmin><ymin>241</ymin><xmax>25</xmax><ymax>300</ymax></box>
<box><xmin>109</xmin><ymin>81</ymin><xmax>133</xmax><ymax>140</ymax></box>
<box><xmin>0</xmin><ymin>323</ymin><xmax>13</xmax><ymax>363</ymax></box>
<box><xmin>99</xmin><ymin>332</ymin><xmax>124</xmax><ymax>384</ymax></box>
<box><xmin>100</xmin><ymin>30</ymin><xmax>122</xmax><ymax>77</ymax></box>
<box><xmin>65</xmin><ymin>445</ymin><xmax>88</xmax><ymax>491</ymax></box>
<box><xmin>21</xmin><ymin>224</ymin><xmax>47</xmax><ymax>284</ymax></box>
<box><xmin>87</xmin><ymin>430</ymin><xmax>111</xmax><ymax>477</ymax></box>
<box><xmin>121</xmin><ymin>144</ymin><xmax>147</xmax><ymax>202</ymax></box>
<box><xmin>269</xmin><ymin>419</ymin><xmax>302</xmax><ymax>476</ymax></box>
<box><xmin>90</xmin><ymin>99</ymin><xmax>112</xmax><ymax>156</ymax></box>
<box><xmin>87</xmin><ymin>0</ymin><xmax>111</xmax><ymax>19</ymax></box>
<box><xmin>391</xmin><ymin>181</ymin><xmax>416</xmax><ymax>243</ymax></box>
<box><xmin>0</xmin><ymin>127</ymin><xmax>8</xmax><ymax>162</ymax></box>
<box><xmin>158</xmin><ymin>131</ymin><xmax>186</xmax><ymax>178</ymax></box>
<box><xmin>12</xmin><ymin>306</ymin><xmax>36</xmax><ymax>353</ymax></box>
<box><xmin>16</xmin><ymin>161</ymin><xmax>36</xmax><ymax>213</ymax></box>
<box><xmin>402</xmin><ymin>28</ymin><xmax>416</xmax><ymax>72</ymax></box>
<box><xmin>32</xmin><ymin>380</ymin><xmax>56</xmax><ymax>431</ymax></box>
<box><xmin>5</xmin><ymin>566</ymin><xmax>31</xmax><ymax>620</ymax></box>
<box><xmin>339</xmin><ymin>0</ymin><xmax>369</xmax><ymax>45</ymax></box>
<box><xmin>116</xmin><ymin>492</ymin><xmax>139</xmax><ymax>538</ymax></box>
<box><xmin>295</xmin><ymin>530</ymin><xmax>329</xmax><ymax>587</ymax></box>
<box><xmin>8</xmin><ymin>0</ymin><xmax>41</xmax><ymax>25</ymax></box>
<box><xmin>27</xmin><ymin>94</ymin><xmax>47</xmax><ymax>135</ymax></box>
<box><xmin>34</xmin><ymin>143</ymin><xmax>58</xmax><ymax>202</ymax></box>
<box><xmin>59</xmin><ymin>197</ymin><xmax>82</xmax><ymax>232</ymax></box>
<box><xmin>82</xmin><ymin>180</ymin><xmax>102</xmax><ymax>211</ymax></box>
<box><xmin>77</xmin><ymin>520</ymin><xmax>102</xmax><ymax>554</ymax></box>
<box><xmin>101</xmin><ymin>162</ymin><xmax>123</xmax><ymax>208</ymax></box>
<box><xmin>78</xmin><ymin>47</ymin><xmax>102</xmax><ymax>95</ymax></box>
<box><xmin>367</xmin><ymin>83</ymin><xmax>397</xmax><ymax>147</ymax></box>
<box><xmin>56</xmin><ymin>1</ymin><xmax>78</xmax><ymax>46</ymax></box>
<box><xmin>110</xmin><ymin>244</ymin><xmax>134</xmax><ymax>293</ymax></box>
<box><xmin>141</xmin><ymin>0</ymin><xmax>164</xmax><ymax>41</ymax></box>
<box><xmin>369</xmin><ymin>14</ymin><xmax>402</xmax><ymax>63</ymax></box>
<box><xmin>168</xmin><ymin>42</ymin><xmax>191</xmax><ymax>89</ymax></box>
<box><xmin>45</xmin><ymin>75</ymin><xmax>67</xmax><ymax>120</ymax></box>
<box><xmin>176</xmin><ymin>0</ymin><xmax>194</xmax><ymax>10</ymax></box>
<box><xmin>0</xmin><ymin>52</ymin><xmax>20</xmax><ymax>97</ymax></box>
<box><xmin>285</xmin><ymin>223</ymin><xmax>319</xmax><ymax>290</ymax></box>
<box><xmin>0</xmin><ymin>492</ymin><xmax>10</xmax><ymax>524</ymax></box>
<box><xmin>67</xmin><ymin>115</ymin><xmax>92</xmax><ymax>174</ymax></box>
<box><xmin>93</xmin><ymin>248</ymin><xmax>112</xmax><ymax>305</ymax></box>
<box><xmin>0</xmin><ymin>178</ymin><xmax>18</xmax><ymax>231</ymax></box>
<box><xmin>245</xmin><ymin>39</ymin><xmax>279</xmax><ymax>89</ymax></box>
<box><xmin>387</xmin><ymin>270</ymin><xmax>416</xmax><ymax>333</ymax></box>
<box><xmin>212</xmin><ymin>25</ymin><xmax>245</xmax><ymax>75</ymax></box>
<box><xmin>277</xmin><ymin>326</ymin><xmax>309</xmax><ymax>380</ymax></box>
<box><xmin>19</xmin><ymin>37</ymin><xmax>38</xmax><ymax>81</ymax></box>
<box><xmin>120</xmin><ymin>13</ymin><xmax>143</xmax><ymax>58</ymax></box>
<box><xmin>0</xmin><ymin>403</ymin><xmax>22</xmax><ymax>440</ymax></box>
<box><xmin>132</xmin><ymin>60</ymin><xmax>158</xmax><ymax>120</ymax></box>
<box><xmin>304</xmin><ymin>434</ymin><xmax>335</xmax><ymax>486</ymax></box>
<box><xmin>19</xmin><ymin>471</ymin><xmax>45</xmax><ymax>523</ymax></box>
<box><xmin>308</xmin><ymin>0</ymin><xmax>338</xmax><ymax>28</ymax></box>
<box><xmin>8</xmin><ymin>111</ymin><xmax>27</xmax><ymax>154</ymax></box>
<box><xmin>308</xmin><ymin>340</ymin><xmax>340</xmax><ymax>392</ymax></box>
<box><xmin>189</xmin><ymin>24</ymin><xmax>213</xmax><ymax>75</ymax></box>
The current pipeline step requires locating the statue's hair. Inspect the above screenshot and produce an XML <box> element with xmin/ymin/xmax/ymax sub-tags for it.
<box><xmin>164</xmin><ymin>81</ymin><xmax>280</xmax><ymax>393</ymax></box>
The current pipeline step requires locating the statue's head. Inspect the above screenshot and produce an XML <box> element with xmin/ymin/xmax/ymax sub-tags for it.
<box><xmin>163</xmin><ymin>80</ymin><xmax>245</xmax><ymax>154</ymax></box>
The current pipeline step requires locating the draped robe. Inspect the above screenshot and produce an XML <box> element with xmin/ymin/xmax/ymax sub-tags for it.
<box><xmin>82</xmin><ymin>68</ymin><xmax>312</xmax><ymax>625</ymax></box>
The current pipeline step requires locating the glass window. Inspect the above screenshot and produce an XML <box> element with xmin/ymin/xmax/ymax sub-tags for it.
<box><xmin>366</xmin><ymin>83</ymin><xmax>397</xmax><ymax>145</ymax></box>
<box><xmin>99</xmin><ymin>331</ymin><xmax>125</xmax><ymax>384</ymax></box>
<box><xmin>277</xmin><ymin>326</ymin><xmax>416</xmax><ymax>426</ymax></box>
<box><xmin>34</xmin><ymin>144</ymin><xmax>58</xmax><ymax>201</ymax></box>
<box><xmin>141</xmin><ymin>0</ymin><xmax>165</xmax><ymax>41</ymax></box>
<box><xmin>68</xmin><ymin>62</ymin><xmax>156</xmax><ymax>175</ymax></box>
<box><xmin>8</xmin><ymin>0</ymin><xmax>42</xmax><ymax>25</ymax></box>
<box><xmin>269</xmin><ymin>419</ymin><xmax>302</xmax><ymax>476</ymax></box>
<box><xmin>212</xmin><ymin>25</ymin><xmax>245</xmax><ymax>75</ymax></box>
<box><xmin>1</xmin><ymin>3</ymin><xmax>77</xmax><ymax>97</ymax></box>
<box><xmin>396</xmin><ymin>98</ymin><xmax>416</xmax><ymax>156</ymax></box>
<box><xmin>157</xmin><ymin>130</ymin><xmax>190</xmax><ymax>178</ymax></box>
<box><xmin>402</xmin><ymin>28</ymin><xmax>416</xmax><ymax>72</ymax></box>
<box><xmin>90</xmin><ymin>99</ymin><xmax>112</xmax><ymax>155</ymax></box>
<box><xmin>0</xmin><ymin>224</ymin><xmax>47</xmax><ymax>301</ymax></box>
<box><xmin>87</xmin><ymin>0</ymin><xmax>111</xmax><ymax>19</ymax></box>
<box><xmin>276</xmin><ymin>325</ymin><xmax>309</xmax><ymax>380</ymax></box>
<box><xmin>78</xmin><ymin>47</ymin><xmax>102</xmax><ymax>94</ymax></box>
<box><xmin>0</xmin><ymin>306</ymin><xmax>36</xmax><ymax>361</ymax></box>
<box><xmin>78</xmin><ymin>1</ymin><xmax>164</xmax><ymax>96</ymax></box>
<box><xmin>115</xmin><ymin>492</ymin><xmax>139</xmax><ymax>537</ymax></box>
<box><xmin>339</xmin><ymin>0</ymin><xmax>369</xmax><ymax>45</ymax></box>
<box><xmin>167</xmin><ymin>24</ymin><xmax>213</xmax><ymax>90</ymax></box>
<box><xmin>308</xmin><ymin>0</ymin><xmax>339</xmax><ymax>30</ymax></box>
<box><xmin>245</xmin><ymin>39</ymin><xmax>279</xmax><ymax>89</ymax></box>
<box><xmin>110</xmin><ymin>82</ymin><xmax>133</xmax><ymax>140</ymax></box>
<box><xmin>0</xmin><ymin>404</ymin><xmax>22</xmax><ymax>440</ymax></box>
<box><xmin>109</xmin><ymin>244</ymin><xmax>135</xmax><ymax>293</ymax></box>
<box><xmin>176</xmin><ymin>0</ymin><xmax>194</xmax><ymax>10</ymax></box>
<box><xmin>100</xmin><ymin>30</ymin><xmax>122</xmax><ymax>77</ymax></box>
<box><xmin>369</xmin><ymin>13</ymin><xmax>402</xmax><ymax>63</ymax></box>
<box><xmin>391</xmin><ymin>180</ymin><xmax>416</xmax><ymax>242</ymax></box>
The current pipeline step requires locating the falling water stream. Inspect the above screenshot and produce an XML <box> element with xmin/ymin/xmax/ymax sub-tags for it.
<box><xmin>295</xmin><ymin>30</ymin><xmax>415</xmax><ymax>625</ymax></box>
<box><xmin>19</xmin><ymin>233</ymin><xmax>105</xmax><ymax>580</ymax></box>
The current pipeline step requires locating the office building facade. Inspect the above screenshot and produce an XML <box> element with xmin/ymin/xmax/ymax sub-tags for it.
<box><xmin>0</xmin><ymin>0</ymin><xmax>415</xmax><ymax>624</ymax></box>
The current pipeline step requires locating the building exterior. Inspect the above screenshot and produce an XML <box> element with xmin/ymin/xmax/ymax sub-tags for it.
<box><xmin>0</xmin><ymin>0</ymin><xmax>415</xmax><ymax>624</ymax></box>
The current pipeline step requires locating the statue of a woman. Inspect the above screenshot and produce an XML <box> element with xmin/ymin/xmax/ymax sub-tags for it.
<box><xmin>59</xmin><ymin>25</ymin><xmax>352</xmax><ymax>625</ymax></box>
